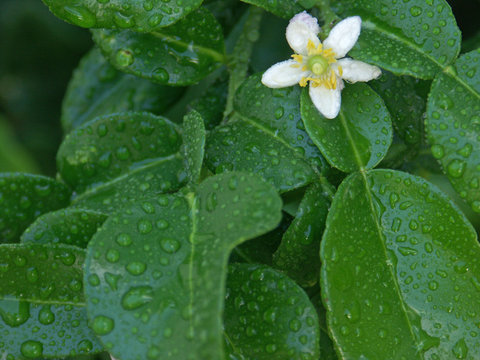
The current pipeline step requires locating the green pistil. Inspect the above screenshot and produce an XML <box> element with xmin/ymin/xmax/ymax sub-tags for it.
<box><xmin>308</xmin><ymin>55</ymin><xmax>329</xmax><ymax>75</ymax></box>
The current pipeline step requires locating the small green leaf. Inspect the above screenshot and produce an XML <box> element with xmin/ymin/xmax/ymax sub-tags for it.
<box><xmin>321</xmin><ymin>169</ymin><xmax>480</xmax><ymax>358</ymax></box>
<box><xmin>41</xmin><ymin>0</ymin><xmax>202</xmax><ymax>31</ymax></box>
<box><xmin>240</xmin><ymin>0</ymin><xmax>303</xmax><ymax>19</ymax></box>
<box><xmin>70</xmin><ymin>156</ymin><xmax>185</xmax><ymax>214</ymax></box>
<box><xmin>182</xmin><ymin>111</ymin><xmax>206</xmax><ymax>184</ymax></box>
<box><xmin>206</xmin><ymin>120</ymin><xmax>316</xmax><ymax>192</ymax></box>
<box><xmin>0</xmin><ymin>244</ymin><xmax>102</xmax><ymax>358</ymax></box>
<box><xmin>92</xmin><ymin>8</ymin><xmax>225</xmax><ymax>86</ymax></box>
<box><xmin>61</xmin><ymin>47</ymin><xmax>184</xmax><ymax>133</ymax></box>
<box><xmin>0</xmin><ymin>173</ymin><xmax>70</xmax><ymax>243</ymax></box>
<box><xmin>370</xmin><ymin>71</ymin><xmax>427</xmax><ymax>146</ymax></box>
<box><xmin>206</xmin><ymin>74</ymin><xmax>328</xmax><ymax>192</ymax></box>
<box><xmin>57</xmin><ymin>112</ymin><xmax>182</xmax><ymax>193</ymax></box>
<box><xmin>21</xmin><ymin>208</ymin><xmax>107</xmax><ymax>248</ymax></box>
<box><xmin>224</xmin><ymin>264</ymin><xmax>320</xmax><ymax>359</ymax></box>
<box><xmin>273</xmin><ymin>182</ymin><xmax>329</xmax><ymax>287</ymax></box>
<box><xmin>333</xmin><ymin>0</ymin><xmax>461</xmax><ymax>79</ymax></box>
<box><xmin>426</xmin><ymin>49</ymin><xmax>480</xmax><ymax>213</ymax></box>
<box><xmin>301</xmin><ymin>83</ymin><xmax>392</xmax><ymax>172</ymax></box>
<box><xmin>84</xmin><ymin>172</ymin><xmax>282</xmax><ymax>360</ymax></box>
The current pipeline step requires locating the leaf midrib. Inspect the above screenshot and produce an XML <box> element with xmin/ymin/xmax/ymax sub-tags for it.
<box><xmin>151</xmin><ymin>31</ymin><xmax>226</xmax><ymax>64</ymax></box>
<box><xmin>359</xmin><ymin>170</ymin><xmax>423</xmax><ymax>358</ymax></box>
<box><xmin>1</xmin><ymin>297</ymin><xmax>85</xmax><ymax>307</ymax></box>
<box><xmin>443</xmin><ymin>66</ymin><xmax>480</xmax><ymax>102</ymax></box>
<box><xmin>338</xmin><ymin>111</ymin><xmax>366</xmax><ymax>171</ymax></box>
<box><xmin>72</xmin><ymin>153</ymin><xmax>181</xmax><ymax>203</ymax></box>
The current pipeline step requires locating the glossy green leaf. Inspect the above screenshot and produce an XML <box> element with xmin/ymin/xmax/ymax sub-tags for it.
<box><xmin>182</xmin><ymin>110</ymin><xmax>206</xmax><ymax>184</ymax></box>
<box><xmin>84</xmin><ymin>172</ymin><xmax>282</xmax><ymax>360</ymax></box>
<box><xmin>310</xmin><ymin>294</ymin><xmax>337</xmax><ymax>360</ymax></box>
<box><xmin>61</xmin><ymin>47</ymin><xmax>184</xmax><ymax>133</ymax></box>
<box><xmin>92</xmin><ymin>8</ymin><xmax>225</xmax><ymax>86</ymax></box>
<box><xmin>21</xmin><ymin>208</ymin><xmax>107</xmax><ymax>248</ymax></box>
<box><xmin>240</xmin><ymin>0</ymin><xmax>303</xmax><ymax>19</ymax></box>
<box><xmin>206</xmin><ymin>74</ymin><xmax>327</xmax><ymax>192</ymax></box>
<box><xmin>206</xmin><ymin>120</ymin><xmax>316</xmax><ymax>192</ymax></box>
<box><xmin>321</xmin><ymin>169</ymin><xmax>480</xmax><ymax>358</ymax></box>
<box><xmin>70</xmin><ymin>156</ymin><xmax>185</xmax><ymax>214</ymax></box>
<box><xmin>0</xmin><ymin>244</ymin><xmax>102</xmax><ymax>358</ymax></box>
<box><xmin>333</xmin><ymin>0</ymin><xmax>461</xmax><ymax>79</ymax></box>
<box><xmin>370</xmin><ymin>71</ymin><xmax>427</xmax><ymax>146</ymax></box>
<box><xmin>301</xmin><ymin>83</ymin><xmax>393</xmax><ymax>172</ymax></box>
<box><xmin>426</xmin><ymin>49</ymin><xmax>480</xmax><ymax>213</ymax></box>
<box><xmin>41</xmin><ymin>0</ymin><xmax>202</xmax><ymax>31</ymax></box>
<box><xmin>224</xmin><ymin>264</ymin><xmax>320</xmax><ymax>359</ymax></box>
<box><xmin>273</xmin><ymin>182</ymin><xmax>329</xmax><ymax>287</ymax></box>
<box><xmin>0</xmin><ymin>173</ymin><xmax>71</xmax><ymax>243</ymax></box>
<box><xmin>57</xmin><ymin>111</ymin><xmax>182</xmax><ymax>193</ymax></box>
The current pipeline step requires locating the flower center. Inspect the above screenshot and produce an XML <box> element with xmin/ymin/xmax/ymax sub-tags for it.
<box><xmin>308</xmin><ymin>55</ymin><xmax>329</xmax><ymax>76</ymax></box>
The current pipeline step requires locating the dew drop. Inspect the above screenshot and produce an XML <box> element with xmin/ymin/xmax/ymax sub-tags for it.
<box><xmin>92</xmin><ymin>315</ymin><xmax>114</xmax><ymax>335</ymax></box>
<box><xmin>126</xmin><ymin>261</ymin><xmax>147</xmax><ymax>275</ymax></box>
<box><xmin>20</xmin><ymin>340</ymin><xmax>43</xmax><ymax>358</ymax></box>
<box><xmin>152</xmin><ymin>67</ymin><xmax>170</xmax><ymax>82</ymax></box>
<box><xmin>160</xmin><ymin>238</ymin><xmax>181</xmax><ymax>254</ymax></box>
<box><xmin>63</xmin><ymin>6</ymin><xmax>96</xmax><ymax>27</ymax></box>
<box><xmin>38</xmin><ymin>306</ymin><xmax>55</xmax><ymax>325</ymax></box>
<box><xmin>121</xmin><ymin>286</ymin><xmax>154</xmax><ymax>310</ymax></box>
<box><xmin>447</xmin><ymin>159</ymin><xmax>466</xmax><ymax>178</ymax></box>
<box><xmin>115</xmin><ymin>49</ymin><xmax>134</xmax><ymax>67</ymax></box>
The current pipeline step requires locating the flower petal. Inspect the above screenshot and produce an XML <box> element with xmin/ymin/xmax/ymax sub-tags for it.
<box><xmin>308</xmin><ymin>79</ymin><xmax>344</xmax><ymax>119</ymax></box>
<box><xmin>335</xmin><ymin>58</ymin><xmax>381</xmax><ymax>83</ymax></box>
<box><xmin>262</xmin><ymin>60</ymin><xmax>309</xmax><ymax>88</ymax></box>
<box><xmin>323</xmin><ymin>16</ymin><xmax>361</xmax><ymax>59</ymax></box>
<box><xmin>286</xmin><ymin>11</ymin><xmax>321</xmax><ymax>55</ymax></box>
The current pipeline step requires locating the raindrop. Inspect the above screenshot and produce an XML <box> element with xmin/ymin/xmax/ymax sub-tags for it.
<box><xmin>92</xmin><ymin>315</ymin><xmax>114</xmax><ymax>335</ymax></box>
<box><xmin>20</xmin><ymin>340</ymin><xmax>43</xmax><ymax>358</ymax></box>
<box><xmin>38</xmin><ymin>306</ymin><xmax>55</xmax><ymax>325</ymax></box>
<box><xmin>160</xmin><ymin>238</ymin><xmax>181</xmax><ymax>254</ymax></box>
<box><xmin>447</xmin><ymin>159</ymin><xmax>466</xmax><ymax>178</ymax></box>
<box><xmin>126</xmin><ymin>261</ymin><xmax>147</xmax><ymax>275</ymax></box>
<box><xmin>115</xmin><ymin>49</ymin><xmax>134</xmax><ymax>67</ymax></box>
<box><xmin>63</xmin><ymin>6</ymin><xmax>96</xmax><ymax>27</ymax></box>
<box><xmin>121</xmin><ymin>286</ymin><xmax>154</xmax><ymax>310</ymax></box>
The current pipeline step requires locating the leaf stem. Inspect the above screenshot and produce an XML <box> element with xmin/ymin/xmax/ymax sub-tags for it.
<box><xmin>314</xmin><ymin>0</ymin><xmax>340</xmax><ymax>40</ymax></box>
<box><xmin>223</xmin><ymin>6</ymin><xmax>263</xmax><ymax>120</ymax></box>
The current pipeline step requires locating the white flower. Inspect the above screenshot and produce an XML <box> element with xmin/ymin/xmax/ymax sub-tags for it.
<box><xmin>261</xmin><ymin>12</ymin><xmax>381</xmax><ymax>119</ymax></box>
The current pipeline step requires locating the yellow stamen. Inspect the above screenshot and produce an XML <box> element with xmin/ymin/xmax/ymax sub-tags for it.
<box><xmin>291</xmin><ymin>54</ymin><xmax>303</xmax><ymax>63</ymax></box>
<box><xmin>338</xmin><ymin>65</ymin><xmax>343</xmax><ymax>77</ymax></box>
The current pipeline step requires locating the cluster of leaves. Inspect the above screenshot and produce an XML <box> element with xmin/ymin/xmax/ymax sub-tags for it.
<box><xmin>0</xmin><ymin>0</ymin><xmax>479</xmax><ymax>359</ymax></box>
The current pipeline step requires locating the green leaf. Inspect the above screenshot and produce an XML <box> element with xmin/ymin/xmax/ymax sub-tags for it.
<box><xmin>57</xmin><ymin>111</ymin><xmax>183</xmax><ymax>193</ymax></box>
<box><xmin>301</xmin><ymin>83</ymin><xmax>393</xmax><ymax>172</ymax></box>
<box><xmin>0</xmin><ymin>244</ymin><xmax>102</xmax><ymax>358</ymax></box>
<box><xmin>426</xmin><ymin>49</ymin><xmax>480</xmax><ymax>213</ymax></box>
<box><xmin>224</xmin><ymin>264</ymin><xmax>320</xmax><ymax>359</ymax></box>
<box><xmin>70</xmin><ymin>156</ymin><xmax>186</xmax><ymax>214</ymax></box>
<box><xmin>182</xmin><ymin>111</ymin><xmax>206</xmax><ymax>184</ymax></box>
<box><xmin>21</xmin><ymin>208</ymin><xmax>107</xmax><ymax>248</ymax></box>
<box><xmin>332</xmin><ymin>0</ymin><xmax>461</xmax><ymax>79</ymax></box>
<box><xmin>273</xmin><ymin>182</ymin><xmax>329</xmax><ymax>287</ymax></box>
<box><xmin>41</xmin><ymin>0</ymin><xmax>202</xmax><ymax>31</ymax></box>
<box><xmin>84</xmin><ymin>172</ymin><xmax>282</xmax><ymax>360</ymax></box>
<box><xmin>92</xmin><ymin>8</ymin><xmax>225</xmax><ymax>86</ymax></box>
<box><xmin>205</xmin><ymin>74</ymin><xmax>328</xmax><ymax>192</ymax></box>
<box><xmin>240</xmin><ymin>0</ymin><xmax>303</xmax><ymax>19</ymax></box>
<box><xmin>61</xmin><ymin>47</ymin><xmax>184</xmax><ymax>133</ymax></box>
<box><xmin>321</xmin><ymin>169</ymin><xmax>480</xmax><ymax>358</ymax></box>
<box><xmin>0</xmin><ymin>173</ymin><xmax>71</xmax><ymax>243</ymax></box>
<box><xmin>370</xmin><ymin>71</ymin><xmax>427</xmax><ymax>147</ymax></box>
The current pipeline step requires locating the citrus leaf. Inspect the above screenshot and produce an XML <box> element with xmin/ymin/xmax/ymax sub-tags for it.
<box><xmin>301</xmin><ymin>83</ymin><xmax>393</xmax><ymax>172</ymax></box>
<box><xmin>224</xmin><ymin>264</ymin><xmax>320</xmax><ymax>359</ymax></box>
<box><xmin>332</xmin><ymin>0</ymin><xmax>461</xmax><ymax>79</ymax></box>
<box><xmin>84</xmin><ymin>172</ymin><xmax>282</xmax><ymax>360</ymax></box>
<box><xmin>240</xmin><ymin>0</ymin><xmax>303</xmax><ymax>19</ymax></box>
<box><xmin>61</xmin><ymin>47</ymin><xmax>184</xmax><ymax>133</ymax></box>
<box><xmin>182</xmin><ymin>110</ymin><xmax>206</xmax><ymax>184</ymax></box>
<box><xmin>21</xmin><ymin>208</ymin><xmax>107</xmax><ymax>248</ymax></box>
<box><xmin>0</xmin><ymin>243</ymin><xmax>102</xmax><ymax>358</ymax></box>
<box><xmin>41</xmin><ymin>0</ymin><xmax>202</xmax><ymax>31</ymax></box>
<box><xmin>205</xmin><ymin>120</ymin><xmax>316</xmax><ymax>193</ymax></box>
<box><xmin>0</xmin><ymin>173</ymin><xmax>70</xmax><ymax>243</ymax></box>
<box><xmin>205</xmin><ymin>74</ymin><xmax>327</xmax><ymax>193</ymax></box>
<box><xmin>273</xmin><ymin>182</ymin><xmax>329</xmax><ymax>287</ymax></box>
<box><xmin>92</xmin><ymin>8</ymin><xmax>225</xmax><ymax>86</ymax></box>
<box><xmin>370</xmin><ymin>71</ymin><xmax>427</xmax><ymax>147</ymax></box>
<box><xmin>321</xmin><ymin>169</ymin><xmax>480</xmax><ymax>359</ymax></box>
<box><xmin>70</xmin><ymin>155</ymin><xmax>186</xmax><ymax>214</ymax></box>
<box><xmin>57</xmin><ymin>111</ymin><xmax>183</xmax><ymax>194</ymax></box>
<box><xmin>426</xmin><ymin>49</ymin><xmax>480</xmax><ymax>213</ymax></box>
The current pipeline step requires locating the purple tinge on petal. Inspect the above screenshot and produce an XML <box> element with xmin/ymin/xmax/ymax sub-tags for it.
<box><xmin>286</xmin><ymin>11</ymin><xmax>321</xmax><ymax>55</ymax></box>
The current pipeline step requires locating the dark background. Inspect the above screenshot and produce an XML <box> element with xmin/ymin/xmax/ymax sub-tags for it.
<box><xmin>0</xmin><ymin>0</ymin><xmax>478</xmax><ymax>176</ymax></box>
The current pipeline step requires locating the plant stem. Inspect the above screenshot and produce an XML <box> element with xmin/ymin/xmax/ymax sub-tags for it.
<box><xmin>315</xmin><ymin>0</ymin><xmax>340</xmax><ymax>40</ymax></box>
<box><xmin>223</xmin><ymin>6</ymin><xmax>263</xmax><ymax>120</ymax></box>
